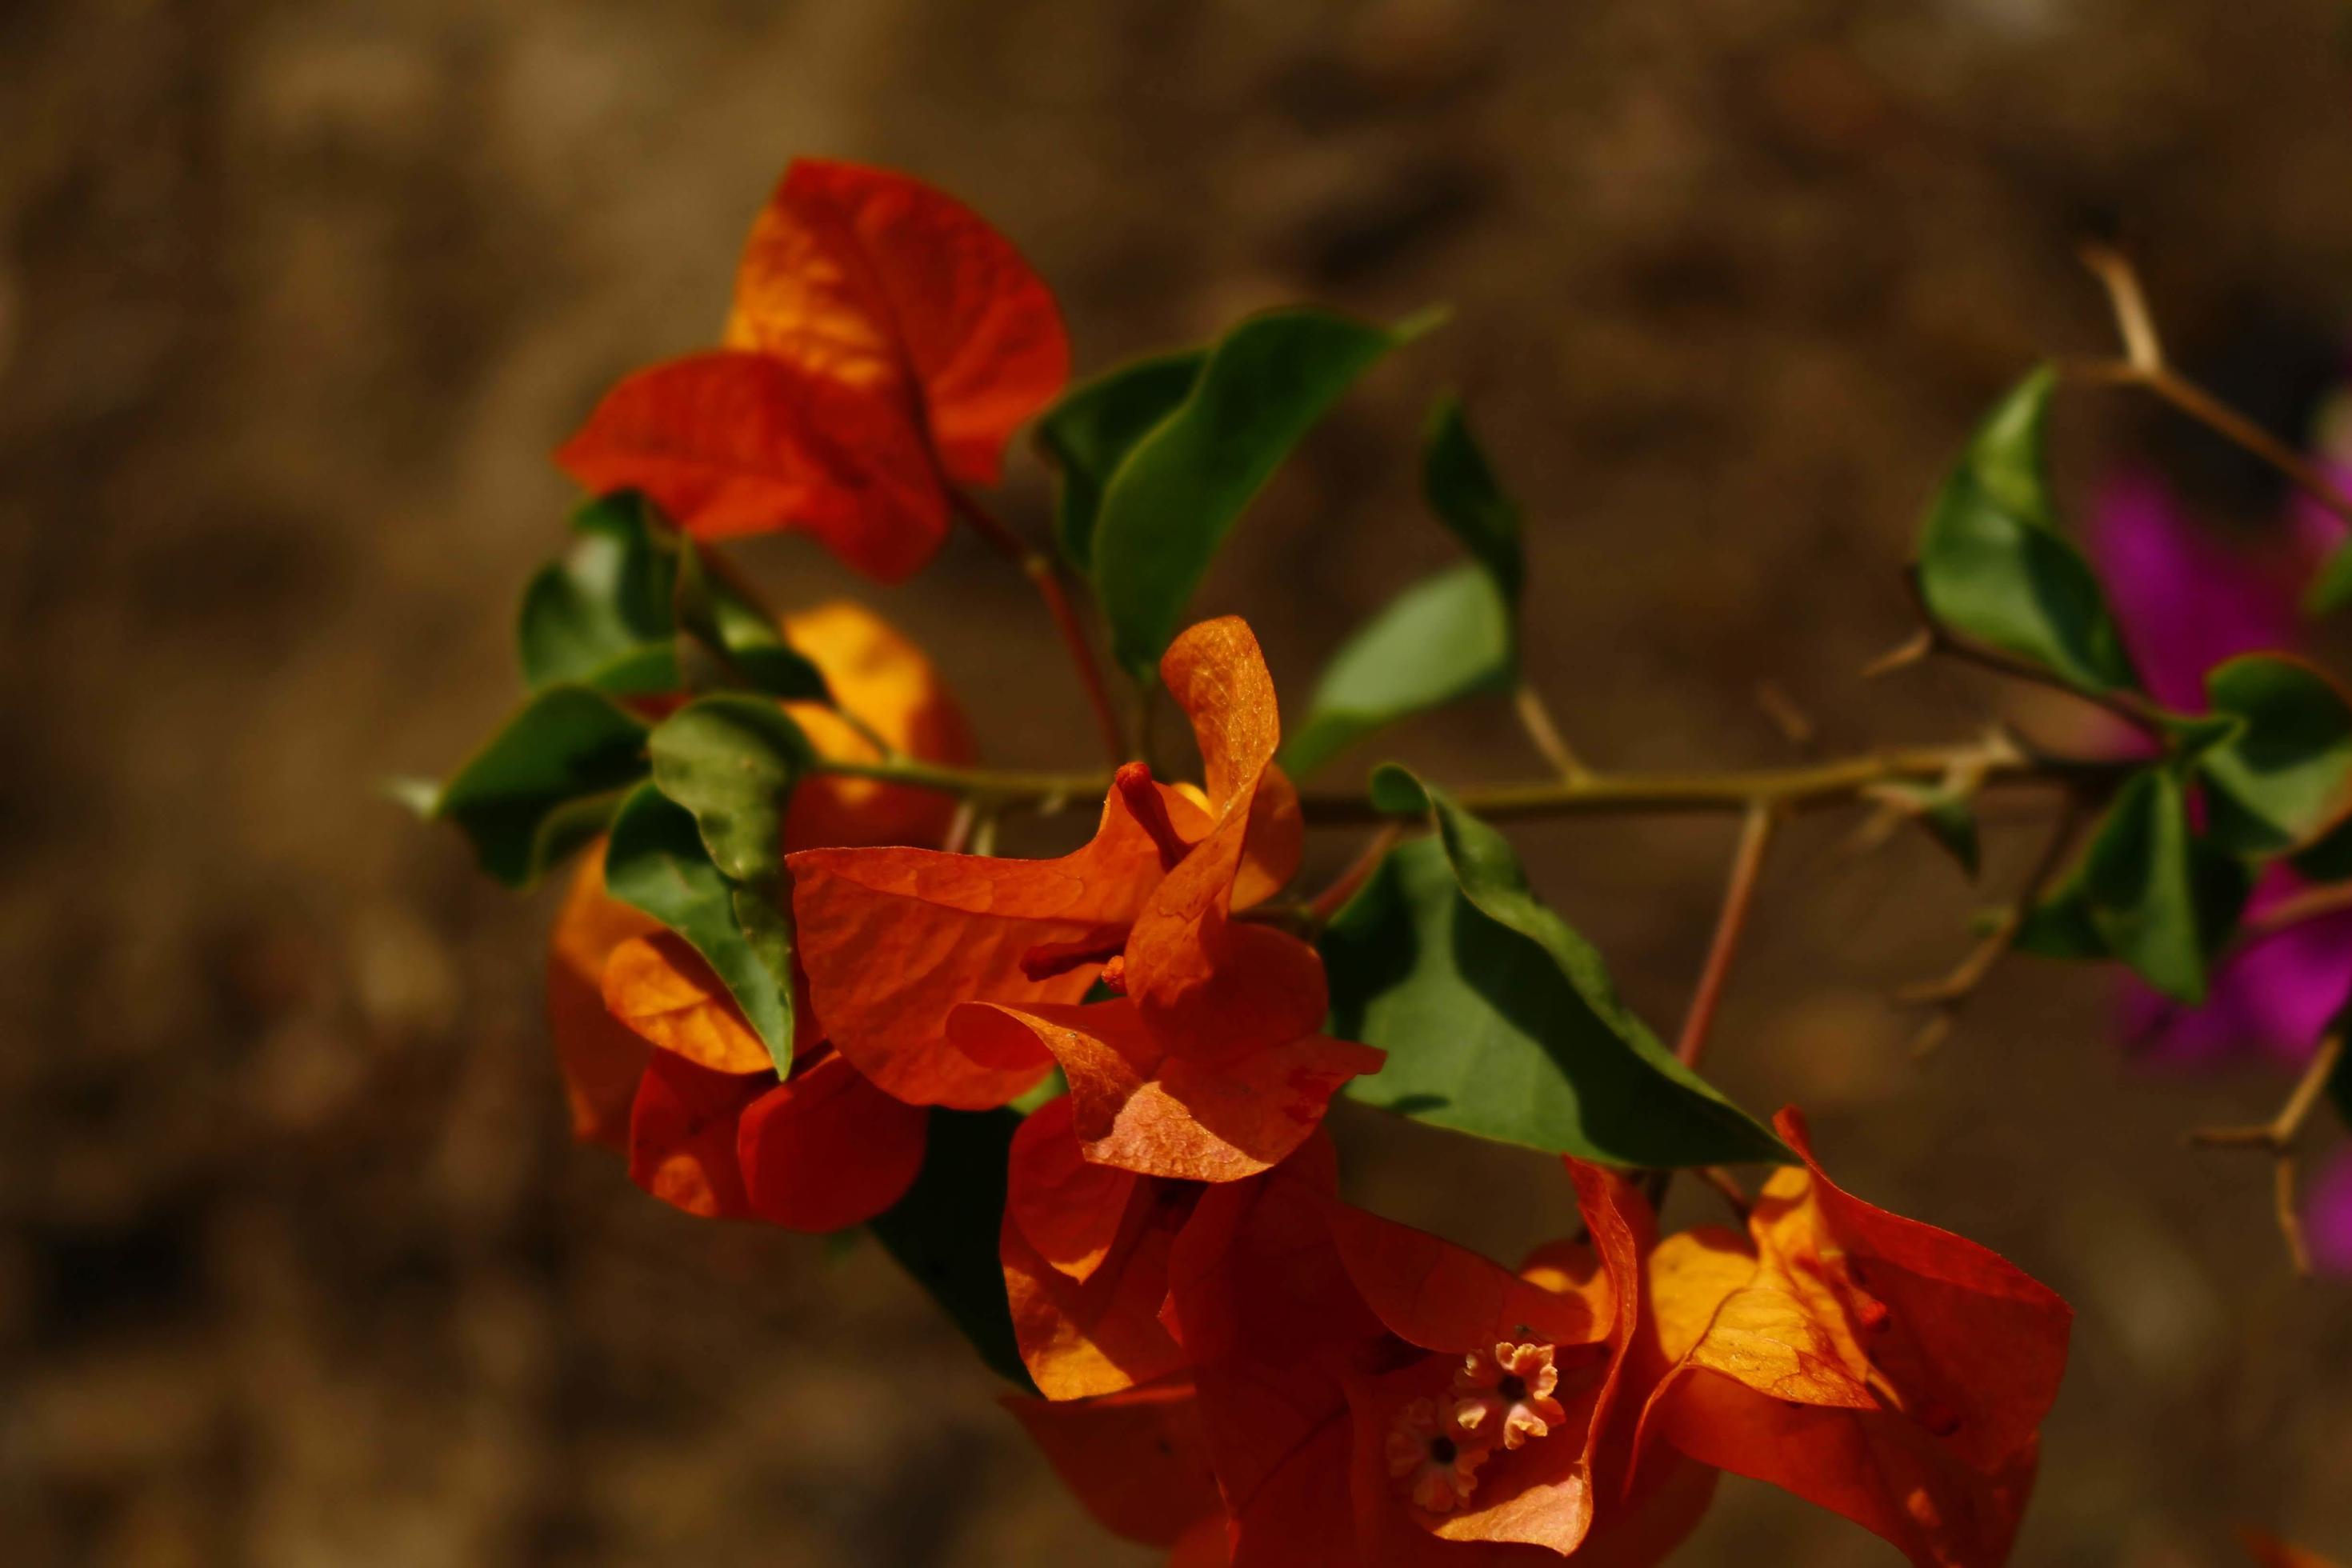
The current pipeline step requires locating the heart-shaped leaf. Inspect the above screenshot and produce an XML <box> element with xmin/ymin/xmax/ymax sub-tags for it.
<box><xmin>1035</xmin><ymin>348</ymin><xmax>1206</xmax><ymax>572</ymax></box>
<box><xmin>2014</xmin><ymin>766</ymin><xmax>2250</xmax><ymax>1000</ymax></box>
<box><xmin>646</xmin><ymin>695</ymin><xmax>818</xmax><ymax>884</ymax></box>
<box><xmin>1281</xmin><ymin>398</ymin><xmax>1526</xmax><ymax>778</ymax></box>
<box><xmin>1092</xmin><ymin>307</ymin><xmax>1437</xmax><ymax>674</ymax></box>
<box><xmin>518</xmin><ymin>494</ymin><xmax>682</xmax><ymax>694</ymax></box>
<box><xmin>1321</xmin><ymin>767</ymin><xmax>1787</xmax><ymax>1167</ymax></box>
<box><xmin>670</xmin><ymin>542</ymin><xmax>833</xmax><ymax>704</ymax></box>
<box><xmin>1282</xmin><ymin>566</ymin><xmax>1514</xmax><ymax>778</ymax></box>
<box><xmin>432</xmin><ymin>686</ymin><xmax>650</xmax><ymax>888</ymax></box>
<box><xmin>602</xmin><ymin>782</ymin><xmax>794</xmax><ymax>1074</ymax></box>
<box><xmin>1914</xmin><ymin>367</ymin><xmax>2139</xmax><ymax>694</ymax></box>
<box><xmin>2195</xmin><ymin>654</ymin><xmax>2352</xmax><ymax>855</ymax></box>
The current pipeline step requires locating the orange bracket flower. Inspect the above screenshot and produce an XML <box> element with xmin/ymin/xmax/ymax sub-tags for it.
<box><xmin>1635</xmin><ymin>1108</ymin><xmax>2074</xmax><ymax>1568</ymax></box>
<box><xmin>625</xmin><ymin>1044</ymin><xmax>926</xmax><ymax>1233</ymax></box>
<box><xmin>1160</xmin><ymin>1150</ymin><xmax>1710</xmax><ymax>1566</ymax></box>
<box><xmin>1003</xmin><ymin>1374</ymin><xmax>1225</xmax><ymax>1554</ymax></box>
<box><xmin>557</xmin><ymin>158</ymin><xmax>1070</xmax><ymax>582</ymax></box>
<box><xmin>787</xmin><ymin>617</ymin><xmax>1311</xmax><ymax>1111</ymax></box>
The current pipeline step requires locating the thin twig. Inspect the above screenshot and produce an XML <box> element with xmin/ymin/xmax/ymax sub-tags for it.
<box><xmin>812</xmin><ymin>738</ymin><xmax>2122</xmax><ymax>826</ymax></box>
<box><xmin>2245</xmin><ymin>879</ymin><xmax>2352</xmax><ymax>938</ymax></box>
<box><xmin>1303</xmin><ymin>823</ymin><xmax>1406</xmax><ymax>930</ymax></box>
<box><xmin>1694</xmin><ymin>1166</ymin><xmax>1754</xmax><ymax>1223</ymax></box>
<box><xmin>948</xmin><ymin>489</ymin><xmax>1127</xmax><ymax>766</ymax></box>
<box><xmin>1513</xmin><ymin>683</ymin><xmax>1591</xmax><ymax>782</ymax></box>
<box><xmin>2066</xmin><ymin>245</ymin><xmax>2352</xmax><ymax>539</ymax></box>
<box><xmin>1675</xmin><ymin>802</ymin><xmax>1780</xmax><ymax>1070</ymax></box>
<box><xmin>1898</xmin><ymin>796</ymin><xmax>2090</xmax><ymax>1054</ymax></box>
<box><xmin>1893</xmin><ymin>572</ymin><xmax>2170</xmax><ymax>736</ymax></box>
<box><xmin>2186</xmin><ymin>1031</ymin><xmax>2346</xmax><ymax>1277</ymax></box>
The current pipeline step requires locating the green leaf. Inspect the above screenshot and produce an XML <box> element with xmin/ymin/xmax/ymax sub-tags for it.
<box><xmin>646</xmin><ymin>695</ymin><xmax>817</xmax><ymax>884</ymax></box>
<box><xmin>602</xmin><ymin>782</ymin><xmax>794</xmax><ymax>1074</ymax></box>
<box><xmin>868</xmin><ymin>1108</ymin><xmax>1036</xmax><ymax>1391</ymax></box>
<box><xmin>1914</xmin><ymin>367</ymin><xmax>2139</xmax><ymax>694</ymax></box>
<box><xmin>1281</xmin><ymin>566</ymin><xmax>1514</xmax><ymax>778</ymax></box>
<box><xmin>1868</xmin><ymin>779</ymin><xmax>1982</xmax><ymax>878</ymax></box>
<box><xmin>433</xmin><ymin>685</ymin><xmax>650</xmax><ymax>888</ymax></box>
<box><xmin>1093</xmin><ymin>307</ymin><xmax>1431</xmax><ymax>674</ymax></box>
<box><xmin>2074</xmin><ymin>768</ymin><xmax>2230</xmax><ymax>1002</ymax></box>
<box><xmin>1280</xmin><ymin>400</ymin><xmax>1529</xmax><ymax>779</ymax></box>
<box><xmin>2194</xmin><ymin>654</ymin><xmax>2352</xmax><ymax>856</ymax></box>
<box><xmin>1321</xmin><ymin>768</ymin><xmax>1787</xmax><ymax>1168</ymax></box>
<box><xmin>1420</xmin><ymin>394</ymin><xmax>1524</xmax><ymax>603</ymax></box>
<box><xmin>670</xmin><ymin>540</ymin><xmax>833</xmax><ymax>703</ymax></box>
<box><xmin>518</xmin><ymin>494</ymin><xmax>682</xmax><ymax>695</ymax></box>
<box><xmin>1036</xmin><ymin>348</ymin><xmax>1206</xmax><ymax>572</ymax></box>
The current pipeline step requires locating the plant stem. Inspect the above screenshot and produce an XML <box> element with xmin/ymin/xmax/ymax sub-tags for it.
<box><xmin>2068</xmin><ymin>244</ymin><xmax>2352</xmax><ymax>538</ymax></box>
<box><xmin>1675</xmin><ymin>803</ymin><xmax>1778</xmax><ymax>1069</ymax></box>
<box><xmin>810</xmin><ymin>740</ymin><xmax>2118</xmax><ymax>826</ymax></box>
<box><xmin>948</xmin><ymin>488</ymin><xmax>1128</xmax><ymax>766</ymax></box>
<box><xmin>2187</xmin><ymin>1031</ymin><xmax>2346</xmax><ymax>1277</ymax></box>
<box><xmin>1303</xmin><ymin>823</ymin><xmax>1406</xmax><ymax>930</ymax></box>
<box><xmin>1513</xmin><ymin>682</ymin><xmax>1590</xmax><ymax>782</ymax></box>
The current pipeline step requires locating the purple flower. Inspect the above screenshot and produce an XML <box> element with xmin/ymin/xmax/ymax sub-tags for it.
<box><xmin>2306</xmin><ymin>1150</ymin><xmax>2352</xmax><ymax>1275</ymax></box>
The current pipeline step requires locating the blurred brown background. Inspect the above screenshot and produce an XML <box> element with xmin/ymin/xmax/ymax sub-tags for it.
<box><xmin>6</xmin><ymin>1</ymin><xmax>2352</xmax><ymax>1563</ymax></box>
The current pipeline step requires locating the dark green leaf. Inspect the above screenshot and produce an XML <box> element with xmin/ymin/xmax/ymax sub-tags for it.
<box><xmin>1321</xmin><ymin>768</ymin><xmax>1787</xmax><ymax>1168</ymax></box>
<box><xmin>602</xmin><ymin>782</ymin><xmax>794</xmax><ymax>1074</ymax></box>
<box><xmin>433</xmin><ymin>686</ymin><xmax>649</xmax><ymax>888</ymax></box>
<box><xmin>1036</xmin><ymin>349</ymin><xmax>1206</xmax><ymax>572</ymax></box>
<box><xmin>1093</xmin><ymin>307</ymin><xmax>1434</xmax><ymax>674</ymax></box>
<box><xmin>1914</xmin><ymin>367</ymin><xmax>2139</xmax><ymax>694</ymax></box>
<box><xmin>672</xmin><ymin>541</ymin><xmax>833</xmax><ymax>703</ymax></box>
<box><xmin>2195</xmin><ymin>654</ymin><xmax>2352</xmax><ymax>856</ymax></box>
<box><xmin>518</xmin><ymin>494</ymin><xmax>682</xmax><ymax>695</ymax></box>
<box><xmin>1869</xmin><ymin>779</ymin><xmax>1982</xmax><ymax>878</ymax></box>
<box><xmin>1420</xmin><ymin>395</ymin><xmax>1523</xmax><ymax>604</ymax></box>
<box><xmin>646</xmin><ymin>695</ymin><xmax>817</xmax><ymax>884</ymax></box>
<box><xmin>2009</xmin><ymin>881</ymin><xmax>2109</xmax><ymax>962</ymax></box>
<box><xmin>2293</xmin><ymin>811</ymin><xmax>2352</xmax><ymax>883</ymax></box>
<box><xmin>868</xmin><ymin>1108</ymin><xmax>1035</xmax><ymax>1391</ymax></box>
<box><xmin>1281</xmin><ymin>566</ymin><xmax>1514</xmax><ymax>778</ymax></box>
<box><xmin>2076</xmin><ymin>769</ymin><xmax>2221</xmax><ymax>1002</ymax></box>
<box><xmin>1280</xmin><ymin>400</ymin><xmax>1529</xmax><ymax>778</ymax></box>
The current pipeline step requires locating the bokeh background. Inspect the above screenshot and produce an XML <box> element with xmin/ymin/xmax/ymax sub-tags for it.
<box><xmin>7</xmin><ymin>1</ymin><xmax>2352</xmax><ymax>1562</ymax></box>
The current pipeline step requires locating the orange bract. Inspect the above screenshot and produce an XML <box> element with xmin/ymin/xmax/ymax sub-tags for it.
<box><xmin>554</xmin><ymin>351</ymin><xmax>950</xmax><ymax>582</ymax></box>
<box><xmin>1001</xmin><ymin>1098</ymin><xmax>1192</xmax><ymax>1398</ymax></box>
<box><xmin>737</xmin><ymin>1051</ymin><xmax>927</xmax><ymax>1233</ymax></box>
<box><xmin>1636</xmin><ymin>1109</ymin><xmax>2073</xmax><ymax>1568</ymax></box>
<box><xmin>779</xmin><ymin>601</ymin><xmax>976</xmax><ymax>850</ymax></box>
<box><xmin>1161</xmin><ymin>1153</ymin><xmax>1701</xmax><ymax>1566</ymax></box>
<box><xmin>557</xmin><ymin>159</ymin><xmax>1068</xmax><ymax>581</ymax></box>
<box><xmin>725</xmin><ymin>158</ymin><xmax>1070</xmax><ymax>489</ymax></box>
<box><xmin>1004</xmin><ymin>1375</ymin><xmax>1223</xmax><ymax>1550</ymax></box>
<box><xmin>950</xmin><ymin>998</ymin><xmax>1382</xmax><ymax>1183</ymax></box>
<box><xmin>546</xmin><ymin>841</ymin><xmax>662</xmax><ymax>1150</ymax></box>
<box><xmin>602</xmin><ymin>931</ymin><xmax>773</xmax><ymax>1075</ymax></box>
<box><xmin>788</xmin><ymin>617</ymin><xmax>1306</xmax><ymax>1110</ymax></box>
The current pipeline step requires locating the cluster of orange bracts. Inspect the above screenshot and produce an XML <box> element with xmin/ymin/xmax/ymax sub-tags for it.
<box><xmin>541</xmin><ymin>158</ymin><xmax>2073</xmax><ymax>1565</ymax></box>
<box><xmin>548</xmin><ymin>606</ymin><xmax>2069</xmax><ymax>1568</ymax></box>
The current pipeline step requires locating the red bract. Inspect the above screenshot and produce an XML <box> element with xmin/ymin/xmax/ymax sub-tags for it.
<box><xmin>555</xmin><ymin>159</ymin><xmax>1069</xmax><ymax>582</ymax></box>
<box><xmin>786</xmin><ymin>616</ymin><xmax>1312</xmax><ymax>1110</ymax></box>
<box><xmin>1162</xmin><ymin>1149</ymin><xmax>1714</xmax><ymax>1566</ymax></box>
<box><xmin>624</xmin><ymin>1044</ymin><xmax>926</xmax><ymax>1232</ymax></box>
<box><xmin>1634</xmin><ymin>1110</ymin><xmax>2073</xmax><ymax>1568</ymax></box>
<box><xmin>1004</xmin><ymin>1375</ymin><xmax>1224</xmax><ymax>1553</ymax></box>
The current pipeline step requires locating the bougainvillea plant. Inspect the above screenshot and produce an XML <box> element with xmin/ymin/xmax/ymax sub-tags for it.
<box><xmin>403</xmin><ymin>159</ymin><xmax>2352</xmax><ymax>1564</ymax></box>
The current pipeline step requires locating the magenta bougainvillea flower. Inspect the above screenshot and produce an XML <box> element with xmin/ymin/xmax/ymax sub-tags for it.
<box><xmin>2086</xmin><ymin>450</ymin><xmax>2352</xmax><ymax>1269</ymax></box>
